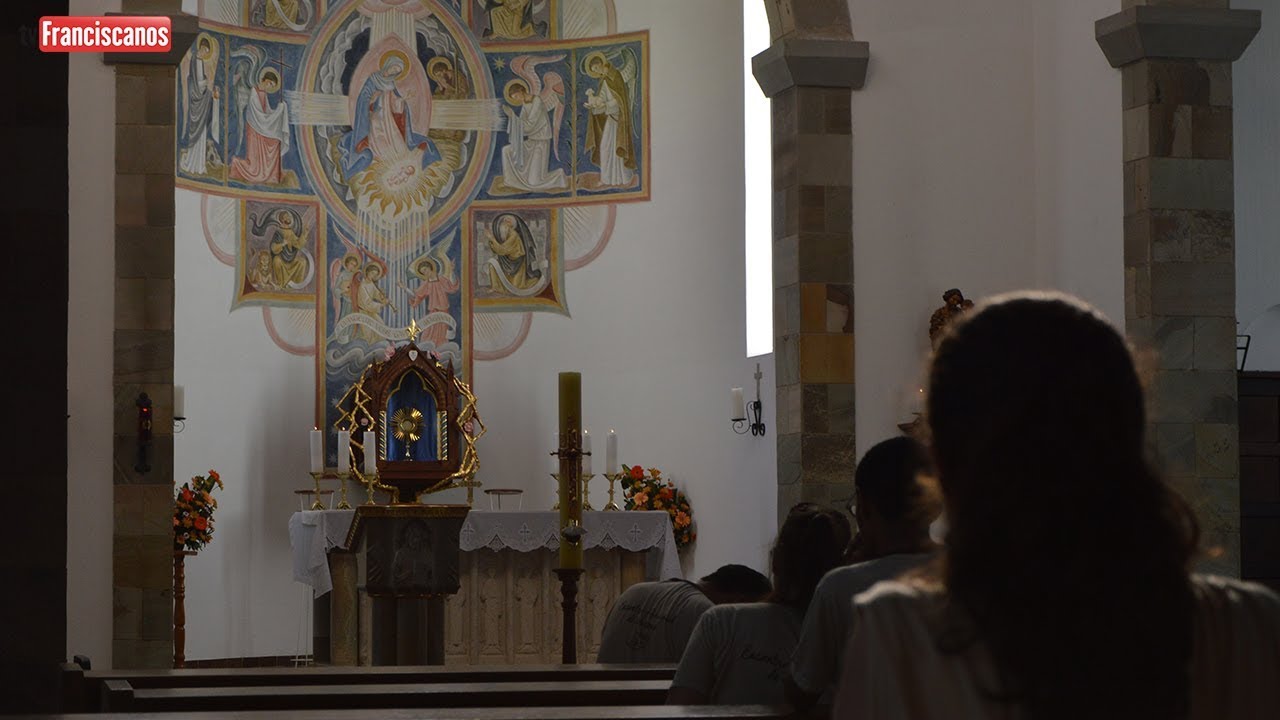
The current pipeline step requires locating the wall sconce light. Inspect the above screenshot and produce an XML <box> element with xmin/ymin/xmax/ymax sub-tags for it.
<box><xmin>732</xmin><ymin>363</ymin><xmax>767</xmax><ymax>437</ymax></box>
<box><xmin>173</xmin><ymin>384</ymin><xmax>187</xmax><ymax>433</ymax></box>
<box><xmin>135</xmin><ymin>392</ymin><xmax>153</xmax><ymax>474</ymax></box>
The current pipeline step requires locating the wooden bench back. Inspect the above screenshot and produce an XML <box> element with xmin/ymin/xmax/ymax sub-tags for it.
<box><xmin>42</xmin><ymin>705</ymin><xmax>791</xmax><ymax>720</ymax></box>
<box><xmin>62</xmin><ymin>663</ymin><xmax>676</xmax><ymax>713</ymax></box>
<box><xmin>103</xmin><ymin>678</ymin><xmax>672</xmax><ymax>713</ymax></box>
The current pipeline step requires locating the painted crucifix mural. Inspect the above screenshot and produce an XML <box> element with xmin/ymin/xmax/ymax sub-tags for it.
<box><xmin>179</xmin><ymin>0</ymin><xmax>649</xmax><ymax>463</ymax></box>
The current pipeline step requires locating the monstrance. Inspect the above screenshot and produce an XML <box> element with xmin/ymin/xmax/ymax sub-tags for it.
<box><xmin>391</xmin><ymin>407</ymin><xmax>425</xmax><ymax>460</ymax></box>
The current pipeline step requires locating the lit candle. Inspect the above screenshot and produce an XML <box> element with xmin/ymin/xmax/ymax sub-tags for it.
<box><xmin>309</xmin><ymin>428</ymin><xmax>323</xmax><ymax>474</ymax></box>
<box><xmin>582</xmin><ymin>430</ymin><xmax>592</xmax><ymax>475</ymax></box>
<box><xmin>558</xmin><ymin>372</ymin><xmax>584</xmax><ymax>570</ymax></box>
<box><xmin>606</xmin><ymin>429</ymin><xmax>618</xmax><ymax>475</ymax></box>
<box><xmin>732</xmin><ymin>387</ymin><xmax>746</xmax><ymax>420</ymax></box>
<box><xmin>337</xmin><ymin>430</ymin><xmax>351</xmax><ymax>470</ymax></box>
<box><xmin>551</xmin><ymin>432</ymin><xmax>560</xmax><ymax>474</ymax></box>
<box><xmin>363</xmin><ymin>430</ymin><xmax>377</xmax><ymax>474</ymax></box>
<box><xmin>173</xmin><ymin>385</ymin><xmax>185</xmax><ymax>419</ymax></box>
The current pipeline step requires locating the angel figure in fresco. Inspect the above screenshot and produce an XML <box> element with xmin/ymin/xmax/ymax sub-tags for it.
<box><xmin>339</xmin><ymin>50</ymin><xmax>441</xmax><ymax>181</ymax></box>
<box><xmin>251</xmin><ymin>207</ymin><xmax>311</xmax><ymax>289</ymax></box>
<box><xmin>179</xmin><ymin>35</ymin><xmax>221</xmax><ymax>177</ymax></box>
<box><xmin>229</xmin><ymin>54</ymin><xmax>292</xmax><ymax>186</ymax></box>
<box><xmin>482</xmin><ymin>213</ymin><xmax>544</xmax><ymax>295</ymax></box>
<box><xmin>500</xmin><ymin>55</ymin><xmax>568</xmax><ymax>193</ymax></box>
<box><xmin>477</xmin><ymin>0</ymin><xmax>547</xmax><ymax>40</ymax></box>
<box><xmin>351</xmin><ymin>262</ymin><xmax>390</xmax><ymax>344</ymax></box>
<box><xmin>583</xmin><ymin>50</ymin><xmax>639</xmax><ymax>187</ymax></box>
<box><xmin>400</xmin><ymin>248</ymin><xmax>459</xmax><ymax>349</ymax></box>
<box><xmin>330</xmin><ymin>253</ymin><xmax>362</xmax><ymax>341</ymax></box>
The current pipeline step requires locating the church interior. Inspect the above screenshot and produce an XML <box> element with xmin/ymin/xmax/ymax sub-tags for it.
<box><xmin>7</xmin><ymin>0</ymin><xmax>1280</xmax><ymax>716</ymax></box>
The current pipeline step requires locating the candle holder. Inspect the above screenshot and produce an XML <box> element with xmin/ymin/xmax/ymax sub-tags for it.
<box><xmin>603</xmin><ymin>473</ymin><xmax>623</xmax><ymax>511</ymax></box>
<box><xmin>581</xmin><ymin>474</ymin><xmax>595</xmax><ymax>512</ymax></box>
<box><xmin>361</xmin><ymin>470</ymin><xmax>379</xmax><ymax>506</ymax></box>
<box><xmin>308</xmin><ymin>472</ymin><xmax>326</xmax><ymax>510</ymax></box>
<box><xmin>550</xmin><ymin>473</ymin><xmax>560</xmax><ymax>511</ymax></box>
<box><xmin>336</xmin><ymin>470</ymin><xmax>352</xmax><ymax>510</ymax></box>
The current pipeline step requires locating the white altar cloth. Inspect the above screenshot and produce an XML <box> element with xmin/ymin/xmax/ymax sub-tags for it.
<box><xmin>289</xmin><ymin>509</ymin><xmax>681</xmax><ymax>597</ymax></box>
<box><xmin>459</xmin><ymin>510</ymin><xmax>682</xmax><ymax>582</ymax></box>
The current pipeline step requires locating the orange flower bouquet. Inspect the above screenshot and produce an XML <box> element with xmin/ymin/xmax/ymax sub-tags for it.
<box><xmin>173</xmin><ymin>470</ymin><xmax>223</xmax><ymax>553</ymax></box>
<box><xmin>621</xmin><ymin>464</ymin><xmax>695</xmax><ymax>549</ymax></box>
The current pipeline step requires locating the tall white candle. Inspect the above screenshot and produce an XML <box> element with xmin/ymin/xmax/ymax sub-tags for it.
<box><xmin>173</xmin><ymin>385</ymin><xmax>185</xmax><ymax>419</ymax></box>
<box><xmin>363</xmin><ymin>430</ymin><xmax>377</xmax><ymax>474</ymax></box>
<box><xmin>731</xmin><ymin>387</ymin><xmax>746</xmax><ymax>420</ymax></box>
<box><xmin>309</xmin><ymin>428</ymin><xmax>323</xmax><ymax>474</ymax></box>
<box><xmin>337</xmin><ymin>430</ymin><xmax>350</xmax><ymax>470</ymax></box>
<box><xmin>582</xmin><ymin>430</ymin><xmax>592</xmax><ymax>475</ymax></box>
<box><xmin>551</xmin><ymin>432</ymin><xmax>560</xmax><ymax>474</ymax></box>
<box><xmin>606</xmin><ymin>429</ymin><xmax>618</xmax><ymax>474</ymax></box>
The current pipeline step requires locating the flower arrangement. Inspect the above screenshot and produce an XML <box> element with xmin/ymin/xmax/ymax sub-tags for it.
<box><xmin>173</xmin><ymin>470</ymin><xmax>223</xmax><ymax>553</ymax></box>
<box><xmin>621</xmin><ymin>464</ymin><xmax>695</xmax><ymax>549</ymax></box>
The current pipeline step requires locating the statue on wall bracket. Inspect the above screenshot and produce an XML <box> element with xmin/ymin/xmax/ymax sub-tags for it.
<box><xmin>334</xmin><ymin>321</ymin><xmax>485</xmax><ymax>504</ymax></box>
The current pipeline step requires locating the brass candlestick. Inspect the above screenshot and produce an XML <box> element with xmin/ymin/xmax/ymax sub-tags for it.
<box><xmin>550</xmin><ymin>473</ymin><xmax>560</xmax><ymax>510</ymax></box>
<box><xmin>362</xmin><ymin>470</ymin><xmax>379</xmax><ymax>505</ymax></box>
<box><xmin>309</xmin><ymin>472</ymin><xmax>326</xmax><ymax>510</ymax></box>
<box><xmin>581</xmin><ymin>473</ymin><xmax>595</xmax><ymax>512</ymax></box>
<box><xmin>603</xmin><ymin>472</ymin><xmax>623</xmax><ymax>511</ymax></box>
<box><xmin>336</xmin><ymin>470</ymin><xmax>352</xmax><ymax>510</ymax></box>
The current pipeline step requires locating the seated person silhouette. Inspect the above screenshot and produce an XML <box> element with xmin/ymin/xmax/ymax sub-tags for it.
<box><xmin>596</xmin><ymin>564</ymin><xmax>771</xmax><ymax>664</ymax></box>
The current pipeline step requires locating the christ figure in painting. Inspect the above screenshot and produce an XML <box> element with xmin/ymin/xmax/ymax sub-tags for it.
<box><xmin>229</xmin><ymin>67</ymin><xmax>291</xmax><ymax>185</ymax></box>
<box><xmin>478</xmin><ymin>0</ymin><xmax>546</xmax><ymax>40</ymax></box>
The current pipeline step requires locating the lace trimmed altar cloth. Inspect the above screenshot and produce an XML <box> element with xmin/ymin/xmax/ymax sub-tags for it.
<box><xmin>289</xmin><ymin>509</ymin><xmax>681</xmax><ymax>597</ymax></box>
<box><xmin>458</xmin><ymin>510</ymin><xmax>682</xmax><ymax>582</ymax></box>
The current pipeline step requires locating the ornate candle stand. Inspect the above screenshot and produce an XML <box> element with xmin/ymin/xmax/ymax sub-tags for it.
<box><xmin>336</xmin><ymin>470</ymin><xmax>353</xmax><ymax>510</ymax></box>
<box><xmin>308</xmin><ymin>472</ymin><xmax>326</xmax><ymax>510</ymax></box>
<box><xmin>603</xmin><ymin>473</ymin><xmax>624</xmax><ymax>511</ymax></box>
<box><xmin>581</xmin><ymin>473</ymin><xmax>596</xmax><ymax>512</ymax></box>
<box><xmin>360</xmin><ymin>470</ymin><xmax>379</xmax><ymax>506</ymax></box>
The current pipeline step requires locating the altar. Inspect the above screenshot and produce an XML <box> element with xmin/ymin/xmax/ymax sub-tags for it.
<box><xmin>290</xmin><ymin>508</ymin><xmax>682</xmax><ymax>665</ymax></box>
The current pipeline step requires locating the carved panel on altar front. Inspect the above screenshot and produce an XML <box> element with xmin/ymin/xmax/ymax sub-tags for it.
<box><xmin>438</xmin><ymin>548</ymin><xmax>634</xmax><ymax>664</ymax></box>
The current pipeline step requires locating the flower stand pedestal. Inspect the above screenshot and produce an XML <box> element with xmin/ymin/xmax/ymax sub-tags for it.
<box><xmin>173</xmin><ymin>550</ymin><xmax>196</xmax><ymax>669</ymax></box>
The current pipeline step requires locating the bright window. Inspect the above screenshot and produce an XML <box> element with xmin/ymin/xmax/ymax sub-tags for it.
<box><xmin>744</xmin><ymin>0</ymin><xmax>773</xmax><ymax>357</ymax></box>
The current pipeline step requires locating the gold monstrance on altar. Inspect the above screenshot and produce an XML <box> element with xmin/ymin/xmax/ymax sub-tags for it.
<box><xmin>334</xmin><ymin>319</ymin><xmax>485</xmax><ymax>505</ymax></box>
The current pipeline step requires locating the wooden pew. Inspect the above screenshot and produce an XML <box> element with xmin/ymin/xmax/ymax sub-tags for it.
<box><xmin>102</xmin><ymin>679</ymin><xmax>673</xmax><ymax>713</ymax></box>
<box><xmin>39</xmin><ymin>706</ymin><xmax>792</xmax><ymax>720</ymax></box>
<box><xmin>61</xmin><ymin>663</ymin><xmax>676</xmax><ymax>713</ymax></box>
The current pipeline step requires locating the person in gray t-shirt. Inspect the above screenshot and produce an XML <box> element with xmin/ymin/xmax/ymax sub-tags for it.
<box><xmin>596</xmin><ymin>564</ymin><xmax>770</xmax><ymax>664</ymax></box>
<box><xmin>668</xmin><ymin>503</ymin><xmax>852</xmax><ymax>705</ymax></box>
<box><xmin>787</xmin><ymin>436</ymin><xmax>940</xmax><ymax>710</ymax></box>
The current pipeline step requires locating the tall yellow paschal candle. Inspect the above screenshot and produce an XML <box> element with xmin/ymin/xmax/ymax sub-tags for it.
<box><xmin>558</xmin><ymin>372</ymin><xmax>584</xmax><ymax>569</ymax></box>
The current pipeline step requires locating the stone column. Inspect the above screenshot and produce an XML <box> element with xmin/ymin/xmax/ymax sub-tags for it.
<box><xmin>106</xmin><ymin>3</ymin><xmax>195</xmax><ymax>668</ymax></box>
<box><xmin>1096</xmin><ymin>1</ymin><xmax>1260</xmax><ymax>576</ymax></box>
<box><xmin>755</xmin><ymin>2</ymin><xmax>868</xmax><ymax>523</ymax></box>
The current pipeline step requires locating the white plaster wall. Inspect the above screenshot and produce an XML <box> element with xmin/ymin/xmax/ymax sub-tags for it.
<box><xmin>67</xmin><ymin>0</ymin><xmax>121</xmax><ymax>669</ymax></box>
<box><xmin>1234</xmin><ymin>0</ymin><xmax>1280</xmax><ymax>367</ymax></box>
<box><xmin>173</xmin><ymin>0</ymin><xmax>776</xmax><ymax>660</ymax></box>
<box><xmin>848</xmin><ymin>0</ymin><xmax>1122</xmax><ymax>454</ymax></box>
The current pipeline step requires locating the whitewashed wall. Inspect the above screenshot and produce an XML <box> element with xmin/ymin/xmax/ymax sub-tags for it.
<box><xmin>848</xmin><ymin>0</ymin><xmax>1123</xmax><ymax>455</ymax></box>
<box><xmin>168</xmin><ymin>0</ymin><xmax>777</xmax><ymax>661</ymax></box>
<box><xmin>1235</xmin><ymin>0</ymin><xmax>1280</xmax><ymax>369</ymax></box>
